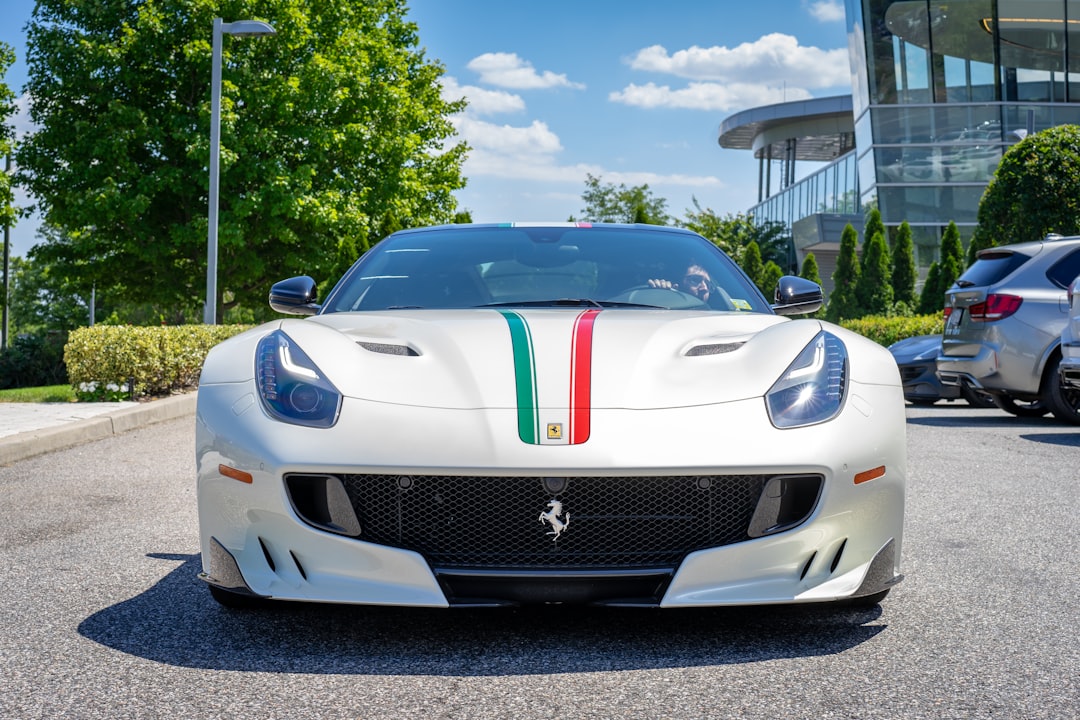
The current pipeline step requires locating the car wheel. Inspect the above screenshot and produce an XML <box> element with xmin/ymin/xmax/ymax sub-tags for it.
<box><xmin>959</xmin><ymin>384</ymin><xmax>997</xmax><ymax>409</ymax></box>
<box><xmin>208</xmin><ymin>584</ymin><xmax>268</xmax><ymax>609</ymax></box>
<box><xmin>1044</xmin><ymin>356</ymin><xmax>1080</xmax><ymax>425</ymax></box>
<box><xmin>993</xmin><ymin>395</ymin><xmax>1048</xmax><ymax>417</ymax></box>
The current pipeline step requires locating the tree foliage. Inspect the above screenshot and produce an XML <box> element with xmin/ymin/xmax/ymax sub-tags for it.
<box><xmin>862</xmin><ymin>208</ymin><xmax>885</xmax><ymax>273</ymax></box>
<box><xmin>918</xmin><ymin>261</ymin><xmax>943</xmax><ymax>314</ymax></box>
<box><xmin>759</xmin><ymin>260</ymin><xmax>783</xmax><ymax>300</ymax></box>
<box><xmin>680</xmin><ymin>199</ymin><xmax>793</xmax><ymax>270</ymax></box>
<box><xmin>799</xmin><ymin>252</ymin><xmax>821</xmax><ymax>286</ymax></box>
<box><xmin>826</xmin><ymin>223</ymin><xmax>861</xmax><ymax>323</ymax></box>
<box><xmin>0</xmin><ymin>41</ymin><xmax>16</xmax><ymax>234</ymax></box>
<box><xmin>17</xmin><ymin>0</ymin><xmax>468</xmax><ymax>321</ymax></box>
<box><xmin>576</xmin><ymin>173</ymin><xmax>671</xmax><ymax>225</ymax></box>
<box><xmin>856</xmin><ymin>230</ymin><xmax>893</xmax><ymax>316</ymax></box>
<box><xmin>971</xmin><ymin>124</ymin><xmax>1080</xmax><ymax>250</ymax></box>
<box><xmin>891</xmin><ymin>221</ymin><xmax>917</xmax><ymax>307</ymax></box>
<box><xmin>740</xmin><ymin>240</ymin><xmax>764</xmax><ymax>291</ymax></box>
<box><xmin>938</xmin><ymin>221</ymin><xmax>965</xmax><ymax>295</ymax></box>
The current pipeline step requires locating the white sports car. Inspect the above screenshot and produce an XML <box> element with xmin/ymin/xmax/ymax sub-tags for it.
<box><xmin>196</xmin><ymin>223</ymin><xmax>906</xmax><ymax>609</ymax></box>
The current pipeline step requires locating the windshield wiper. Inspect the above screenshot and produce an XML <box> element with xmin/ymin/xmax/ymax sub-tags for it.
<box><xmin>479</xmin><ymin>298</ymin><xmax>666</xmax><ymax>309</ymax></box>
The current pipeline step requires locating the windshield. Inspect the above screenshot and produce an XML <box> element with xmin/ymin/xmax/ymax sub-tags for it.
<box><xmin>321</xmin><ymin>224</ymin><xmax>772</xmax><ymax>314</ymax></box>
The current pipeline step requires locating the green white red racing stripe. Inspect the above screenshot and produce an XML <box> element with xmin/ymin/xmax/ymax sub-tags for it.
<box><xmin>499</xmin><ymin>309</ymin><xmax>600</xmax><ymax>445</ymax></box>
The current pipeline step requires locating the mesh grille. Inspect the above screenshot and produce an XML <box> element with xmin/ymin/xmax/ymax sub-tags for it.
<box><xmin>332</xmin><ymin>474</ymin><xmax>768</xmax><ymax>569</ymax></box>
<box><xmin>899</xmin><ymin>366</ymin><xmax>924</xmax><ymax>382</ymax></box>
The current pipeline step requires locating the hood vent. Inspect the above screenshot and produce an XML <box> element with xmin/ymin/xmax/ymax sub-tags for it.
<box><xmin>358</xmin><ymin>341</ymin><xmax>419</xmax><ymax>356</ymax></box>
<box><xmin>685</xmin><ymin>341</ymin><xmax>745</xmax><ymax>357</ymax></box>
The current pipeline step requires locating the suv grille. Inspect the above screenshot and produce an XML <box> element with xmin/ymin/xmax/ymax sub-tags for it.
<box><xmin>304</xmin><ymin>473</ymin><xmax>778</xmax><ymax>569</ymax></box>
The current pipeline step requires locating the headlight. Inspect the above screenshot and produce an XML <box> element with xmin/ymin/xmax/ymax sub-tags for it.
<box><xmin>766</xmin><ymin>330</ymin><xmax>847</xmax><ymax>428</ymax></box>
<box><xmin>256</xmin><ymin>330</ymin><xmax>342</xmax><ymax>428</ymax></box>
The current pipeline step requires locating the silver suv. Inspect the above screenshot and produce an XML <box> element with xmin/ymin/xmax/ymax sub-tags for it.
<box><xmin>936</xmin><ymin>233</ymin><xmax>1080</xmax><ymax>423</ymax></box>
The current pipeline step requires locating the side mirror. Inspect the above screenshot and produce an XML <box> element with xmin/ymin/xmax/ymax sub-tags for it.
<box><xmin>269</xmin><ymin>276</ymin><xmax>321</xmax><ymax>316</ymax></box>
<box><xmin>771</xmin><ymin>275</ymin><xmax>823</xmax><ymax>316</ymax></box>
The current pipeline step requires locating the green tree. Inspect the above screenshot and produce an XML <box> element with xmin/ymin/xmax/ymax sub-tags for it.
<box><xmin>17</xmin><ymin>0</ymin><xmax>468</xmax><ymax>321</ymax></box>
<box><xmin>0</xmin><ymin>41</ymin><xmax>16</xmax><ymax>238</ymax></box>
<box><xmin>799</xmin><ymin>252</ymin><xmax>822</xmax><ymax>286</ymax></box>
<box><xmin>681</xmin><ymin>200</ymin><xmax>793</xmax><ymax>270</ymax></box>
<box><xmin>759</xmin><ymin>260</ymin><xmax>783</xmax><ymax>300</ymax></box>
<box><xmin>740</xmin><ymin>240</ymin><xmax>764</xmax><ymax>290</ymax></box>
<box><xmin>856</xmin><ymin>230</ymin><xmax>893</xmax><ymax>315</ymax></box>
<box><xmin>826</xmin><ymin>223</ymin><xmax>861</xmax><ymax>322</ymax></box>
<box><xmin>971</xmin><ymin>124</ymin><xmax>1080</xmax><ymax>251</ymax></box>
<box><xmin>891</xmin><ymin>221</ymin><xmax>917</xmax><ymax>307</ymax></box>
<box><xmin>918</xmin><ymin>261</ymin><xmax>943</xmax><ymax>314</ymax></box>
<box><xmin>863</xmin><ymin>208</ymin><xmax>885</xmax><ymax>273</ymax></box>
<box><xmin>577</xmin><ymin>173</ymin><xmax>671</xmax><ymax>225</ymax></box>
<box><xmin>798</xmin><ymin>252</ymin><xmax>824</xmax><ymax>317</ymax></box>
<box><xmin>938</xmin><ymin>221</ymin><xmax>965</xmax><ymax>295</ymax></box>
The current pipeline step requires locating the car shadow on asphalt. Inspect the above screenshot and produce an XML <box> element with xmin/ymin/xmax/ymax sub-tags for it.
<box><xmin>78</xmin><ymin>553</ymin><xmax>888</xmax><ymax>674</ymax></box>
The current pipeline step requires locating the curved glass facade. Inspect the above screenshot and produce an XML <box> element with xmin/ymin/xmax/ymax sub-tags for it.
<box><xmin>846</xmin><ymin>0</ymin><xmax>1080</xmax><ymax>258</ymax></box>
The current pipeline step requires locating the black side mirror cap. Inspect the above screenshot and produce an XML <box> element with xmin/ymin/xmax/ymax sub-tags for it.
<box><xmin>269</xmin><ymin>276</ymin><xmax>321</xmax><ymax>315</ymax></box>
<box><xmin>771</xmin><ymin>275</ymin><xmax>824</xmax><ymax>316</ymax></box>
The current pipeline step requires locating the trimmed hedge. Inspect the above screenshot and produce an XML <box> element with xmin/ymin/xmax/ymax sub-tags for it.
<box><xmin>65</xmin><ymin>324</ymin><xmax>250</xmax><ymax>399</ymax></box>
<box><xmin>839</xmin><ymin>314</ymin><xmax>944</xmax><ymax>347</ymax></box>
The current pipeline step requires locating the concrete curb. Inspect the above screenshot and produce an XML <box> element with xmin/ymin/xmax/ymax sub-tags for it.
<box><xmin>0</xmin><ymin>393</ymin><xmax>197</xmax><ymax>465</ymax></box>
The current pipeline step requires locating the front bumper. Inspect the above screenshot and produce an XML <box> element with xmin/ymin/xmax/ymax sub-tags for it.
<box><xmin>196</xmin><ymin>380</ymin><xmax>906</xmax><ymax>607</ymax></box>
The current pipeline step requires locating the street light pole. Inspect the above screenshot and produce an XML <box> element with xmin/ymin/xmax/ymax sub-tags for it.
<box><xmin>204</xmin><ymin>18</ymin><xmax>276</xmax><ymax>325</ymax></box>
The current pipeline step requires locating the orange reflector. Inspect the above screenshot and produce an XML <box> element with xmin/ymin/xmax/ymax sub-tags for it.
<box><xmin>854</xmin><ymin>465</ymin><xmax>886</xmax><ymax>485</ymax></box>
<box><xmin>219</xmin><ymin>464</ymin><xmax>253</xmax><ymax>484</ymax></box>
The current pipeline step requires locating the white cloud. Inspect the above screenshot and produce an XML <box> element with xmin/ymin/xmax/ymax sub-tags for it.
<box><xmin>627</xmin><ymin>33</ymin><xmax>849</xmax><ymax>89</ymax></box>
<box><xmin>807</xmin><ymin>1</ymin><xmax>845</xmax><ymax>22</ymax></box>
<box><xmin>440</xmin><ymin>76</ymin><xmax>526</xmax><ymax>116</ymax></box>
<box><xmin>610</xmin><ymin>81</ymin><xmax>812</xmax><ymax>112</ymax></box>
<box><xmin>466</xmin><ymin>52</ymin><xmax>586</xmax><ymax>90</ymax></box>
<box><xmin>452</xmin><ymin>116</ymin><xmax>563</xmax><ymax>159</ymax></box>
<box><xmin>448</xmin><ymin>115</ymin><xmax>720</xmax><ymax>189</ymax></box>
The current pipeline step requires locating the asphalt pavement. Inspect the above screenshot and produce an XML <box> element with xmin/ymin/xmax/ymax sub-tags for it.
<box><xmin>0</xmin><ymin>393</ymin><xmax>196</xmax><ymax>464</ymax></box>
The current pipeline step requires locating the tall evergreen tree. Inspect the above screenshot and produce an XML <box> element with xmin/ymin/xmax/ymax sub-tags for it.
<box><xmin>918</xmin><ymin>261</ymin><xmax>943</xmax><ymax>314</ymax></box>
<box><xmin>741</xmin><ymin>240</ymin><xmax>764</xmax><ymax>291</ymax></box>
<box><xmin>759</xmin><ymin>261</ymin><xmax>783</xmax><ymax>299</ymax></box>
<box><xmin>826</xmin><ymin>223</ymin><xmax>861</xmax><ymax>322</ymax></box>
<box><xmin>891</xmin><ymin>221</ymin><xmax>917</xmax><ymax>307</ymax></box>
<box><xmin>862</xmin><ymin>208</ymin><xmax>885</xmax><ymax>273</ymax></box>
<box><xmin>799</xmin><ymin>252</ymin><xmax>822</xmax><ymax>286</ymax></box>
<box><xmin>856</xmin><ymin>231</ymin><xmax>893</xmax><ymax>315</ymax></box>
<box><xmin>938</xmin><ymin>222</ymin><xmax>965</xmax><ymax>296</ymax></box>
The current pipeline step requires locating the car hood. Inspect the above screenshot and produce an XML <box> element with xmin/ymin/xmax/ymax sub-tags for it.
<box><xmin>269</xmin><ymin>309</ymin><xmax>832</xmax><ymax>411</ymax></box>
<box><xmin>205</xmin><ymin>309</ymin><xmax>853</xmax><ymax>411</ymax></box>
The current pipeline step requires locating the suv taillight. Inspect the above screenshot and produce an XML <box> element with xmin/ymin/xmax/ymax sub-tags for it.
<box><xmin>968</xmin><ymin>294</ymin><xmax>1023</xmax><ymax>321</ymax></box>
<box><xmin>942</xmin><ymin>307</ymin><xmax>952</xmax><ymax>321</ymax></box>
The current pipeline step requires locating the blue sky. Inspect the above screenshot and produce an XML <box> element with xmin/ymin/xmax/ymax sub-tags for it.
<box><xmin>0</xmin><ymin>0</ymin><xmax>852</xmax><ymax>257</ymax></box>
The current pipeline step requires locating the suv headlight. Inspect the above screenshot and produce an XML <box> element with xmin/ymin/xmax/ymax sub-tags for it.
<box><xmin>766</xmin><ymin>331</ymin><xmax>848</xmax><ymax>428</ymax></box>
<box><xmin>256</xmin><ymin>330</ymin><xmax>342</xmax><ymax>428</ymax></box>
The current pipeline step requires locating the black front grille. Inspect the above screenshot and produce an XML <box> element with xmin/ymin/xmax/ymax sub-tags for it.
<box><xmin>327</xmin><ymin>474</ymin><xmax>768</xmax><ymax>569</ymax></box>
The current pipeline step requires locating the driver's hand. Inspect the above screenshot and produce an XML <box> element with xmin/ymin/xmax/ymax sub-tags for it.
<box><xmin>647</xmin><ymin>278</ymin><xmax>676</xmax><ymax>290</ymax></box>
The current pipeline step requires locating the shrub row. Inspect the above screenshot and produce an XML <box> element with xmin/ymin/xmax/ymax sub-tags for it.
<box><xmin>0</xmin><ymin>332</ymin><xmax>68</xmax><ymax>389</ymax></box>
<box><xmin>839</xmin><ymin>313</ymin><xmax>944</xmax><ymax>347</ymax></box>
<box><xmin>65</xmin><ymin>325</ymin><xmax>250</xmax><ymax>399</ymax></box>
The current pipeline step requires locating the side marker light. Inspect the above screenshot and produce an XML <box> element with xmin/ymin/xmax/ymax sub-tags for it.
<box><xmin>219</xmin><ymin>464</ymin><xmax>253</xmax><ymax>484</ymax></box>
<box><xmin>854</xmin><ymin>466</ymin><xmax>886</xmax><ymax>485</ymax></box>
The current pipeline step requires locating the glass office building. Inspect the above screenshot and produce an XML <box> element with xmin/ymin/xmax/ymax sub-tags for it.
<box><xmin>848</xmin><ymin>0</ymin><xmax>1080</xmax><ymax>259</ymax></box>
<box><xmin>722</xmin><ymin>1</ymin><xmax>1080</xmax><ymax>271</ymax></box>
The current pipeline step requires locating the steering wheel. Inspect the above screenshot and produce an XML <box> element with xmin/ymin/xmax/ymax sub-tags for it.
<box><xmin>607</xmin><ymin>285</ymin><xmax>708</xmax><ymax>309</ymax></box>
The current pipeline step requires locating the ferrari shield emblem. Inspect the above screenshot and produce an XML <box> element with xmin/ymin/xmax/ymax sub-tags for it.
<box><xmin>547</xmin><ymin>423</ymin><xmax>563</xmax><ymax>440</ymax></box>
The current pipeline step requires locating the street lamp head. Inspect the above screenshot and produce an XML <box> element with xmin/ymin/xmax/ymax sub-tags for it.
<box><xmin>221</xmin><ymin>20</ymin><xmax>276</xmax><ymax>38</ymax></box>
